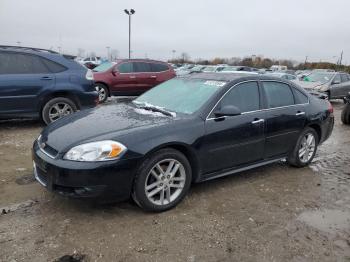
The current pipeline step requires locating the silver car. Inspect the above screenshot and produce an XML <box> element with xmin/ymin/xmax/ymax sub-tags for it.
<box><xmin>297</xmin><ymin>71</ymin><xmax>350</xmax><ymax>100</ymax></box>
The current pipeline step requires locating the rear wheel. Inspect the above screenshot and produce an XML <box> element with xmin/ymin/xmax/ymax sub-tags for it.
<box><xmin>287</xmin><ymin>127</ymin><xmax>318</xmax><ymax>167</ymax></box>
<box><xmin>95</xmin><ymin>83</ymin><xmax>108</xmax><ymax>103</ymax></box>
<box><xmin>341</xmin><ymin>104</ymin><xmax>350</xmax><ymax>125</ymax></box>
<box><xmin>42</xmin><ymin>97</ymin><xmax>77</xmax><ymax>124</ymax></box>
<box><xmin>132</xmin><ymin>148</ymin><xmax>192</xmax><ymax>212</ymax></box>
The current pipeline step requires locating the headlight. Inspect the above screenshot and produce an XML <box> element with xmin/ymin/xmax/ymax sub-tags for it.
<box><xmin>63</xmin><ymin>140</ymin><xmax>126</xmax><ymax>162</ymax></box>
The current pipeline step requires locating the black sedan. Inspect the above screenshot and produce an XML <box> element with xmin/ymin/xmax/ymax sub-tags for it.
<box><xmin>33</xmin><ymin>73</ymin><xmax>334</xmax><ymax>212</ymax></box>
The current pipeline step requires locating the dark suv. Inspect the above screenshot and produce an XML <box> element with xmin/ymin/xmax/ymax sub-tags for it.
<box><xmin>0</xmin><ymin>46</ymin><xmax>98</xmax><ymax>124</ymax></box>
<box><xmin>93</xmin><ymin>59</ymin><xmax>176</xmax><ymax>103</ymax></box>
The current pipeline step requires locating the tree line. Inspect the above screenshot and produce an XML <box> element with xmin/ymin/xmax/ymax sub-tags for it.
<box><xmin>169</xmin><ymin>54</ymin><xmax>350</xmax><ymax>73</ymax></box>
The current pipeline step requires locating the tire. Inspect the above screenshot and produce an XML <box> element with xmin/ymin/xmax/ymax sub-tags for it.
<box><xmin>287</xmin><ymin>127</ymin><xmax>318</xmax><ymax>167</ymax></box>
<box><xmin>341</xmin><ymin>104</ymin><xmax>350</xmax><ymax>125</ymax></box>
<box><xmin>95</xmin><ymin>83</ymin><xmax>109</xmax><ymax>103</ymax></box>
<box><xmin>132</xmin><ymin>148</ymin><xmax>192</xmax><ymax>212</ymax></box>
<box><xmin>42</xmin><ymin>97</ymin><xmax>78</xmax><ymax>125</ymax></box>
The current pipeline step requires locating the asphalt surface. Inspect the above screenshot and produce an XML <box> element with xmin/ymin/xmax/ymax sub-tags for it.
<box><xmin>0</xmin><ymin>99</ymin><xmax>349</xmax><ymax>262</ymax></box>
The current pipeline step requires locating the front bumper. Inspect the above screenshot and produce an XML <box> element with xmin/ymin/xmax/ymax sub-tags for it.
<box><xmin>32</xmin><ymin>141</ymin><xmax>140</xmax><ymax>201</ymax></box>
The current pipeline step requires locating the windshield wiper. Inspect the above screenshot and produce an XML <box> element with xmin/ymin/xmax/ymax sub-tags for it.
<box><xmin>140</xmin><ymin>105</ymin><xmax>173</xmax><ymax>117</ymax></box>
<box><xmin>133</xmin><ymin>101</ymin><xmax>174</xmax><ymax>117</ymax></box>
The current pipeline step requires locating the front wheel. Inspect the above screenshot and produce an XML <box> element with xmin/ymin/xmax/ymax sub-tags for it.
<box><xmin>132</xmin><ymin>148</ymin><xmax>192</xmax><ymax>212</ymax></box>
<box><xmin>42</xmin><ymin>97</ymin><xmax>77</xmax><ymax>124</ymax></box>
<box><xmin>287</xmin><ymin>128</ymin><xmax>318</xmax><ymax>167</ymax></box>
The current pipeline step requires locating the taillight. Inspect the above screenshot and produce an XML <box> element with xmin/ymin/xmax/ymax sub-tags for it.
<box><xmin>86</xmin><ymin>69</ymin><xmax>94</xmax><ymax>81</ymax></box>
<box><xmin>327</xmin><ymin>101</ymin><xmax>333</xmax><ymax>114</ymax></box>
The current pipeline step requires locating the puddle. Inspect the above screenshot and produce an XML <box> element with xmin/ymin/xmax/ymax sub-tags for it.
<box><xmin>15</xmin><ymin>174</ymin><xmax>36</xmax><ymax>185</ymax></box>
<box><xmin>298</xmin><ymin>209</ymin><xmax>350</xmax><ymax>234</ymax></box>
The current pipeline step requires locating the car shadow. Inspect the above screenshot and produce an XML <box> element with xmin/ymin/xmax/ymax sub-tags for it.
<box><xmin>0</xmin><ymin>118</ymin><xmax>44</xmax><ymax>129</ymax></box>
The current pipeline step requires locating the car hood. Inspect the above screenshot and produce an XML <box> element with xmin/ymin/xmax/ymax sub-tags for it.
<box><xmin>41</xmin><ymin>103</ymin><xmax>176</xmax><ymax>153</ymax></box>
<box><xmin>295</xmin><ymin>80</ymin><xmax>326</xmax><ymax>90</ymax></box>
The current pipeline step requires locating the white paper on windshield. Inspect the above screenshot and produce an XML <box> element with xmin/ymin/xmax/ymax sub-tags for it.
<box><xmin>204</xmin><ymin>80</ymin><xmax>226</xmax><ymax>87</ymax></box>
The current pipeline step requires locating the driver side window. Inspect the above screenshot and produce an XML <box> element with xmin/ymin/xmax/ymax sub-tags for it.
<box><xmin>219</xmin><ymin>81</ymin><xmax>260</xmax><ymax>113</ymax></box>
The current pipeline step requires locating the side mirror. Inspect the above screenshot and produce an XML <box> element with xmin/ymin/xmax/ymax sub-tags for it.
<box><xmin>332</xmin><ymin>79</ymin><xmax>341</xmax><ymax>85</ymax></box>
<box><xmin>214</xmin><ymin>105</ymin><xmax>241</xmax><ymax>117</ymax></box>
<box><xmin>112</xmin><ymin>67</ymin><xmax>119</xmax><ymax>76</ymax></box>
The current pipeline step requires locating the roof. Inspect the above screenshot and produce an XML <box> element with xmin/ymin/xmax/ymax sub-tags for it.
<box><xmin>117</xmin><ymin>58</ymin><xmax>168</xmax><ymax>64</ymax></box>
<box><xmin>0</xmin><ymin>45</ymin><xmax>58</xmax><ymax>54</ymax></box>
<box><xmin>180</xmin><ymin>72</ymin><xmax>262</xmax><ymax>82</ymax></box>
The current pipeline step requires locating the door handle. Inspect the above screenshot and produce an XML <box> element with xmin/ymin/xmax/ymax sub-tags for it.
<box><xmin>129</xmin><ymin>76</ymin><xmax>136</xmax><ymax>79</ymax></box>
<box><xmin>150</xmin><ymin>75</ymin><xmax>157</xmax><ymax>79</ymax></box>
<box><xmin>40</xmin><ymin>76</ymin><xmax>53</xmax><ymax>80</ymax></box>
<box><xmin>296</xmin><ymin>111</ymin><xmax>305</xmax><ymax>116</ymax></box>
<box><xmin>251</xmin><ymin>119</ymin><xmax>264</xmax><ymax>124</ymax></box>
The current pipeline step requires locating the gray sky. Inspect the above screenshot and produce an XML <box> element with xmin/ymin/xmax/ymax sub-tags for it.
<box><xmin>1</xmin><ymin>0</ymin><xmax>350</xmax><ymax>64</ymax></box>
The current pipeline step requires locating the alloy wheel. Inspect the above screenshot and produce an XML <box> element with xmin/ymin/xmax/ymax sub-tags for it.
<box><xmin>145</xmin><ymin>159</ymin><xmax>186</xmax><ymax>206</ymax></box>
<box><xmin>48</xmin><ymin>102</ymin><xmax>73</xmax><ymax>122</ymax></box>
<box><xmin>95</xmin><ymin>85</ymin><xmax>107</xmax><ymax>102</ymax></box>
<box><xmin>298</xmin><ymin>133</ymin><xmax>316</xmax><ymax>163</ymax></box>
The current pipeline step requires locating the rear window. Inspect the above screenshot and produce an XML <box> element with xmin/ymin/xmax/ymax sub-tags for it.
<box><xmin>151</xmin><ymin>63</ymin><xmax>169</xmax><ymax>72</ymax></box>
<box><xmin>133</xmin><ymin>62</ymin><xmax>151</xmax><ymax>72</ymax></box>
<box><xmin>293</xmin><ymin>88</ymin><xmax>308</xmax><ymax>104</ymax></box>
<box><xmin>262</xmin><ymin>81</ymin><xmax>295</xmax><ymax>108</ymax></box>
<box><xmin>41</xmin><ymin>58</ymin><xmax>66</xmax><ymax>73</ymax></box>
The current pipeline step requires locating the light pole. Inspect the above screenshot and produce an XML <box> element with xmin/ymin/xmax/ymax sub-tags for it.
<box><xmin>172</xmin><ymin>50</ymin><xmax>176</xmax><ymax>60</ymax></box>
<box><xmin>124</xmin><ymin>9</ymin><xmax>135</xmax><ymax>59</ymax></box>
<box><xmin>106</xmin><ymin>46</ymin><xmax>110</xmax><ymax>61</ymax></box>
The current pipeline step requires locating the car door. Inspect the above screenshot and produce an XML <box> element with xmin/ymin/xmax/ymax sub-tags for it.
<box><xmin>109</xmin><ymin>62</ymin><xmax>138</xmax><ymax>95</ymax></box>
<box><xmin>202</xmin><ymin>81</ymin><xmax>265</xmax><ymax>175</ymax></box>
<box><xmin>262</xmin><ymin>81</ymin><xmax>307</xmax><ymax>159</ymax></box>
<box><xmin>332</xmin><ymin>73</ymin><xmax>350</xmax><ymax>98</ymax></box>
<box><xmin>0</xmin><ymin>52</ymin><xmax>55</xmax><ymax>115</ymax></box>
<box><xmin>132</xmin><ymin>62</ymin><xmax>154</xmax><ymax>92</ymax></box>
<box><xmin>150</xmin><ymin>63</ymin><xmax>172</xmax><ymax>87</ymax></box>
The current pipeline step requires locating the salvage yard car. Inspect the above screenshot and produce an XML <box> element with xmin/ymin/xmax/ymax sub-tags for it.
<box><xmin>33</xmin><ymin>73</ymin><xmax>334</xmax><ymax>212</ymax></box>
<box><xmin>0</xmin><ymin>46</ymin><xmax>98</xmax><ymax>124</ymax></box>
<box><xmin>298</xmin><ymin>71</ymin><xmax>350</xmax><ymax>100</ymax></box>
<box><xmin>341</xmin><ymin>92</ymin><xmax>350</xmax><ymax>125</ymax></box>
<box><xmin>93</xmin><ymin>59</ymin><xmax>176</xmax><ymax>103</ymax></box>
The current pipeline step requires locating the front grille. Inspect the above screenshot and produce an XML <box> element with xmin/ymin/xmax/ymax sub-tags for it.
<box><xmin>34</xmin><ymin>163</ymin><xmax>48</xmax><ymax>187</ymax></box>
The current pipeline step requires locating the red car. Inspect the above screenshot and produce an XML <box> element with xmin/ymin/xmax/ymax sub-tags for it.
<box><xmin>93</xmin><ymin>59</ymin><xmax>176</xmax><ymax>102</ymax></box>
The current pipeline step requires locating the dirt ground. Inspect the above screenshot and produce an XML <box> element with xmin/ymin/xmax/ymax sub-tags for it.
<box><xmin>0</xmin><ymin>100</ymin><xmax>349</xmax><ymax>262</ymax></box>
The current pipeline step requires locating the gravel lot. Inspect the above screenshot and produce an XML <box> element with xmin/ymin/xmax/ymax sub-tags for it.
<box><xmin>0</xmin><ymin>99</ymin><xmax>349</xmax><ymax>262</ymax></box>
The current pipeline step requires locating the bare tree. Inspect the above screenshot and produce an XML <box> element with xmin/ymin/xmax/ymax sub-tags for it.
<box><xmin>180</xmin><ymin>52</ymin><xmax>190</xmax><ymax>63</ymax></box>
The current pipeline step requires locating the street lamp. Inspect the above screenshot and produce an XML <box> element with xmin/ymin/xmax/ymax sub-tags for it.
<box><xmin>124</xmin><ymin>9</ymin><xmax>135</xmax><ymax>59</ymax></box>
<box><xmin>106</xmin><ymin>46</ymin><xmax>110</xmax><ymax>61</ymax></box>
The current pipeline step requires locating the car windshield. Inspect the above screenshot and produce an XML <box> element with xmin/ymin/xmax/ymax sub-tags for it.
<box><xmin>221</xmin><ymin>66</ymin><xmax>239</xmax><ymax>72</ymax></box>
<box><xmin>93</xmin><ymin>62</ymin><xmax>114</xmax><ymax>72</ymax></box>
<box><xmin>133</xmin><ymin>78</ymin><xmax>226</xmax><ymax>114</ymax></box>
<box><xmin>303</xmin><ymin>72</ymin><xmax>335</xmax><ymax>83</ymax></box>
<box><xmin>203</xmin><ymin>66</ymin><xmax>215</xmax><ymax>72</ymax></box>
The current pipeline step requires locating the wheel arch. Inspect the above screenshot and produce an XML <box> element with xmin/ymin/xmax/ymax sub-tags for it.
<box><xmin>142</xmin><ymin>142</ymin><xmax>201</xmax><ymax>183</ymax></box>
<box><xmin>39</xmin><ymin>91</ymin><xmax>80</xmax><ymax>113</ymax></box>
<box><xmin>306</xmin><ymin>123</ymin><xmax>322</xmax><ymax>143</ymax></box>
<box><xmin>95</xmin><ymin>82</ymin><xmax>111</xmax><ymax>97</ymax></box>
